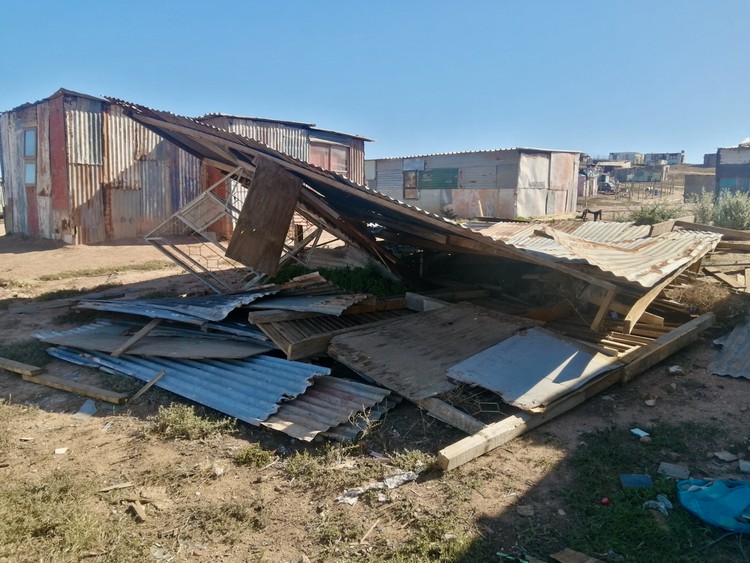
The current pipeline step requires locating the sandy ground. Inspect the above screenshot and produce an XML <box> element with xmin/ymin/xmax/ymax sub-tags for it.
<box><xmin>1</xmin><ymin>213</ymin><xmax>749</xmax><ymax>561</ymax></box>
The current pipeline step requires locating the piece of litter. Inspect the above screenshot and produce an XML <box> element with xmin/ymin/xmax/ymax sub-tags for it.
<box><xmin>54</xmin><ymin>447</ymin><xmax>69</xmax><ymax>455</ymax></box>
<box><xmin>73</xmin><ymin>399</ymin><xmax>97</xmax><ymax>420</ymax></box>
<box><xmin>667</xmin><ymin>365</ymin><xmax>684</xmax><ymax>375</ymax></box>
<box><xmin>640</xmin><ymin>436</ymin><xmax>652</xmax><ymax>444</ymax></box>
<box><xmin>336</xmin><ymin>470</ymin><xmax>418</xmax><ymax>505</ymax></box>
<box><xmin>714</xmin><ymin>450</ymin><xmax>739</xmax><ymax>462</ymax></box>
<box><xmin>643</xmin><ymin>499</ymin><xmax>669</xmax><ymax>516</ymax></box>
<box><xmin>100</xmin><ymin>421</ymin><xmax>113</xmax><ymax>432</ymax></box>
<box><xmin>619</xmin><ymin>473</ymin><xmax>653</xmax><ymax>489</ymax></box>
<box><xmin>739</xmin><ymin>460</ymin><xmax>750</xmax><ymax>473</ymax></box>
<box><xmin>631</xmin><ymin>428</ymin><xmax>650</xmax><ymax>438</ymax></box>
<box><xmin>644</xmin><ymin>398</ymin><xmax>657</xmax><ymax>407</ymax></box>
<box><xmin>656</xmin><ymin>494</ymin><xmax>673</xmax><ymax>510</ymax></box>
<box><xmin>658</xmin><ymin>462</ymin><xmax>690</xmax><ymax>480</ymax></box>
<box><xmin>19</xmin><ymin>437</ymin><xmax>33</xmax><ymax>442</ymax></box>
<box><xmin>516</xmin><ymin>505</ymin><xmax>535</xmax><ymax>517</ymax></box>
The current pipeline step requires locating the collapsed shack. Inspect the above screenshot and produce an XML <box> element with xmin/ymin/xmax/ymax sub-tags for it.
<box><xmin>18</xmin><ymin>97</ymin><xmax>750</xmax><ymax>470</ymax></box>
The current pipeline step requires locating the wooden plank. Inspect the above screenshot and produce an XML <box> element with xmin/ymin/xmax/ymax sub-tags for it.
<box><xmin>704</xmin><ymin>267</ymin><xmax>745</xmax><ymax>288</ymax></box>
<box><xmin>225</xmin><ymin>158</ymin><xmax>302</xmax><ymax>276</ymax></box>
<box><xmin>0</xmin><ymin>357</ymin><xmax>43</xmax><ymax>376</ymax></box>
<box><xmin>436</xmin><ymin>313</ymin><xmax>714</xmax><ymax>470</ymax></box>
<box><xmin>127</xmin><ymin>370</ymin><xmax>166</xmax><ymax>404</ymax></box>
<box><xmin>590</xmin><ymin>287</ymin><xmax>617</xmax><ymax>331</ymax></box>
<box><xmin>405</xmin><ymin>292</ymin><xmax>449</xmax><ymax>312</ymax></box>
<box><xmin>415</xmin><ymin>398</ymin><xmax>486</xmax><ymax>434</ymax></box>
<box><xmin>745</xmin><ymin>268</ymin><xmax>750</xmax><ymax>292</ymax></box>
<box><xmin>112</xmin><ymin>318</ymin><xmax>161</xmax><ymax>357</ymax></box>
<box><xmin>247</xmin><ymin>310</ymin><xmax>321</xmax><ymax>324</ymax></box>
<box><xmin>550</xmin><ymin>548</ymin><xmax>605</xmax><ymax>563</ymax></box>
<box><xmin>21</xmin><ymin>374</ymin><xmax>129</xmax><ymax>404</ymax></box>
<box><xmin>674</xmin><ymin>220</ymin><xmax>750</xmax><ymax>240</ymax></box>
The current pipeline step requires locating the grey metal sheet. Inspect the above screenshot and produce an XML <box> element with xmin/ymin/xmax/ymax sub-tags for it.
<box><xmin>708</xmin><ymin>321</ymin><xmax>750</xmax><ymax>380</ymax></box>
<box><xmin>262</xmin><ymin>377</ymin><xmax>391</xmax><ymax>441</ymax></box>
<box><xmin>47</xmin><ymin>347</ymin><xmax>329</xmax><ymax>425</ymax></box>
<box><xmin>77</xmin><ymin>288</ymin><xmax>279</xmax><ymax>322</ymax></box>
<box><xmin>247</xmin><ymin>293</ymin><xmax>372</xmax><ymax>316</ymax></box>
<box><xmin>321</xmin><ymin>396</ymin><xmax>400</xmax><ymax>443</ymax></box>
<box><xmin>448</xmin><ymin>328</ymin><xmax>621</xmax><ymax>411</ymax></box>
<box><xmin>35</xmin><ymin>322</ymin><xmax>273</xmax><ymax>359</ymax></box>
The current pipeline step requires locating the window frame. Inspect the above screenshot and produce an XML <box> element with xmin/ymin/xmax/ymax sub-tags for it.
<box><xmin>23</xmin><ymin>128</ymin><xmax>37</xmax><ymax>187</ymax></box>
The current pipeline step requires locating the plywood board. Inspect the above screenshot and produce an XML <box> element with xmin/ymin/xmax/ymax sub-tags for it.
<box><xmin>225</xmin><ymin>158</ymin><xmax>302</xmax><ymax>276</ymax></box>
<box><xmin>328</xmin><ymin>303</ymin><xmax>538</xmax><ymax>400</ymax></box>
<box><xmin>447</xmin><ymin>328</ymin><xmax>621</xmax><ymax>411</ymax></box>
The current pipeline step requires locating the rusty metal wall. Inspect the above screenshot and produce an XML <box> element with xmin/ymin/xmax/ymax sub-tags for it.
<box><xmin>214</xmin><ymin>116</ymin><xmax>310</xmax><ymax>161</ymax></box>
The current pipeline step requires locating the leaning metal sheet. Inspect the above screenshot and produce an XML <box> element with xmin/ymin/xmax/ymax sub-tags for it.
<box><xmin>448</xmin><ymin>327</ymin><xmax>621</xmax><ymax>411</ymax></box>
<box><xmin>708</xmin><ymin>320</ymin><xmax>750</xmax><ymax>380</ymax></box>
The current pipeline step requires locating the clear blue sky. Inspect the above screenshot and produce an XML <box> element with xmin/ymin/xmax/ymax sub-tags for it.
<box><xmin>2</xmin><ymin>0</ymin><xmax>749</xmax><ymax>163</ymax></box>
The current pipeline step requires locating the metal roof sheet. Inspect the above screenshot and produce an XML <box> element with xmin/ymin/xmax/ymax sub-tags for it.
<box><xmin>708</xmin><ymin>321</ymin><xmax>750</xmax><ymax>380</ymax></box>
<box><xmin>47</xmin><ymin>347</ymin><xmax>329</xmax><ymax>425</ymax></box>
<box><xmin>262</xmin><ymin>377</ymin><xmax>391</xmax><ymax>441</ymax></box>
<box><xmin>247</xmin><ymin>293</ymin><xmax>373</xmax><ymax>316</ymax></box>
<box><xmin>447</xmin><ymin>327</ymin><xmax>621</xmax><ymax>411</ymax></box>
<box><xmin>476</xmin><ymin>221</ymin><xmax>722</xmax><ymax>287</ymax></box>
<box><xmin>78</xmin><ymin>288</ymin><xmax>279</xmax><ymax>322</ymax></box>
<box><xmin>367</xmin><ymin>147</ymin><xmax>581</xmax><ymax>161</ymax></box>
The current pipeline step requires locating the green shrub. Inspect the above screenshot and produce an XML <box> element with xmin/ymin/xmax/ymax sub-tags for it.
<box><xmin>713</xmin><ymin>190</ymin><xmax>750</xmax><ymax>230</ymax></box>
<box><xmin>628</xmin><ymin>202</ymin><xmax>684</xmax><ymax>225</ymax></box>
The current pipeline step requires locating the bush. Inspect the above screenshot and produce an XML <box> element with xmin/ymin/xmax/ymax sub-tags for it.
<box><xmin>628</xmin><ymin>202</ymin><xmax>684</xmax><ymax>225</ymax></box>
<box><xmin>147</xmin><ymin>404</ymin><xmax>236</xmax><ymax>440</ymax></box>
<box><xmin>688</xmin><ymin>190</ymin><xmax>750</xmax><ymax>230</ymax></box>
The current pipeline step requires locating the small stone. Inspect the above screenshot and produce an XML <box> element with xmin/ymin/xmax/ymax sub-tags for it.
<box><xmin>640</xmin><ymin>436</ymin><xmax>652</xmax><ymax>443</ymax></box>
<box><xmin>667</xmin><ymin>365</ymin><xmax>684</xmax><ymax>375</ymax></box>
<box><xmin>54</xmin><ymin>447</ymin><xmax>69</xmax><ymax>455</ymax></box>
<box><xmin>739</xmin><ymin>460</ymin><xmax>750</xmax><ymax>474</ymax></box>
<box><xmin>557</xmin><ymin>508</ymin><xmax>566</xmax><ymax>516</ymax></box>
<box><xmin>212</xmin><ymin>463</ymin><xmax>224</xmax><ymax>478</ymax></box>
<box><xmin>19</xmin><ymin>437</ymin><xmax>33</xmax><ymax>442</ymax></box>
<box><xmin>714</xmin><ymin>450</ymin><xmax>739</xmax><ymax>462</ymax></box>
<box><xmin>516</xmin><ymin>505</ymin><xmax>535</xmax><ymax>517</ymax></box>
<box><xmin>644</xmin><ymin>398</ymin><xmax>657</xmax><ymax>407</ymax></box>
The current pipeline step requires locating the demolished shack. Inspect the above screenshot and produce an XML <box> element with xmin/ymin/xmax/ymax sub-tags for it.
<box><xmin>35</xmin><ymin>97</ymin><xmax>727</xmax><ymax>469</ymax></box>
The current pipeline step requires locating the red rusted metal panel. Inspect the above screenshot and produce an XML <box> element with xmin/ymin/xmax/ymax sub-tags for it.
<box><xmin>25</xmin><ymin>185</ymin><xmax>40</xmax><ymax>236</ymax></box>
<box><xmin>48</xmin><ymin>94</ymin><xmax>71</xmax><ymax>237</ymax></box>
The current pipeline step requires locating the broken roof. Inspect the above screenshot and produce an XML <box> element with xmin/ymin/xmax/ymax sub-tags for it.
<box><xmin>106</xmin><ymin>97</ymin><xmax>720</xmax><ymax>293</ymax></box>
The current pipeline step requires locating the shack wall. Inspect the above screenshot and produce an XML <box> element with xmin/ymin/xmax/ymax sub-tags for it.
<box><xmin>717</xmin><ymin>146</ymin><xmax>750</xmax><ymax>192</ymax></box>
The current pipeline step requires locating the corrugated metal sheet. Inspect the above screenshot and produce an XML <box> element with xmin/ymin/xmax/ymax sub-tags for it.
<box><xmin>208</xmin><ymin>116</ymin><xmax>310</xmax><ymax>162</ymax></box>
<box><xmin>247</xmin><ymin>293</ymin><xmax>372</xmax><ymax>316</ymax></box>
<box><xmin>65</xmin><ymin>96</ymin><xmax>104</xmax><ymax>165</ymax></box>
<box><xmin>78</xmin><ymin>288</ymin><xmax>280</xmax><ymax>322</ymax></box>
<box><xmin>322</xmin><ymin>396</ymin><xmax>400</xmax><ymax>442</ymax></box>
<box><xmin>448</xmin><ymin>327</ymin><xmax>621</xmax><ymax>411</ymax></box>
<box><xmin>708</xmin><ymin>321</ymin><xmax>750</xmax><ymax>379</ymax></box>
<box><xmin>477</xmin><ymin>221</ymin><xmax>722</xmax><ymax>287</ymax></box>
<box><xmin>262</xmin><ymin>377</ymin><xmax>391</xmax><ymax>441</ymax></box>
<box><xmin>47</xmin><ymin>346</ymin><xmax>329</xmax><ymax>425</ymax></box>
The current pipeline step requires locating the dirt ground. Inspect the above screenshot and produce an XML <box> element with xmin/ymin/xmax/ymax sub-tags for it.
<box><xmin>1</xmin><ymin>203</ymin><xmax>749</xmax><ymax>561</ymax></box>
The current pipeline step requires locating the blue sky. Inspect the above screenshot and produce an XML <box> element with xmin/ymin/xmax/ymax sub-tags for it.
<box><xmin>1</xmin><ymin>0</ymin><xmax>748</xmax><ymax>162</ymax></box>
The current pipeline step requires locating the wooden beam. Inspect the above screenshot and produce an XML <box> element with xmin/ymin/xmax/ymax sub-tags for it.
<box><xmin>436</xmin><ymin>313</ymin><xmax>714</xmax><ymax>470</ymax></box>
<box><xmin>21</xmin><ymin>374</ymin><xmax>129</xmax><ymax>404</ymax></box>
<box><xmin>127</xmin><ymin>370</ymin><xmax>167</xmax><ymax>404</ymax></box>
<box><xmin>0</xmin><ymin>357</ymin><xmax>43</xmax><ymax>377</ymax></box>
<box><xmin>112</xmin><ymin>318</ymin><xmax>161</xmax><ymax>358</ymax></box>
<box><xmin>585</xmin><ymin>286</ymin><xmax>664</xmax><ymax>327</ymax></box>
<box><xmin>674</xmin><ymin>220</ymin><xmax>750</xmax><ymax>240</ymax></box>
<box><xmin>590</xmin><ymin>287</ymin><xmax>617</xmax><ymax>331</ymax></box>
<box><xmin>248</xmin><ymin>310</ymin><xmax>321</xmax><ymax>324</ymax></box>
<box><xmin>415</xmin><ymin>398</ymin><xmax>486</xmax><ymax>434</ymax></box>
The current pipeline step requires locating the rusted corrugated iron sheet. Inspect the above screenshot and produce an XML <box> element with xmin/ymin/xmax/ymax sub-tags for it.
<box><xmin>202</xmin><ymin>115</ymin><xmax>309</xmax><ymax>162</ymax></box>
<box><xmin>478</xmin><ymin>221</ymin><xmax>721</xmax><ymax>287</ymax></box>
<box><xmin>262</xmin><ymin>377</ymin><xmax>391</xmax><ymax>441</ymax></box>
<box><xmin>248</xmin><ymin>293</ymin><xmax>373</xmax><ymax>315</ymax></box>
<box><xmin>65</xmin><ymin>96</ymin><xmax>103</xmax><ymax>165</ymax></box>
<box><xmin>47</xmin><ymin>347</ymin><xmax>329</xmax><ymax>426</ymax></box>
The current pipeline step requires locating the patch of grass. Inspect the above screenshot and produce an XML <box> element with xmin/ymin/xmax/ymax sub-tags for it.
<box><xmin>270</xmin><ymin>264</ymin><xmax>407</xmax><ymax>296</ymax></box>
<box><xmin>37</xmin><ymin>260</ymin><xmax>173</xmax><ymax>281</ymax></box>
<box><xmin>146</xmin><ymin>404</ymin><xmax>236</xmax><ymax>440</ymax></box>
<box><xmin>0</xmin><ymin>469</ymin><xmax>149</xmax><ymax>561</ymax></box>
<box><xmin>561</xmin><ymin>422</ymin><xmax>744</xmax><ymax>562</ymax></box>
<box><xmin>0</xmin><ymin>339</ymin><xmax>51</xmax><ymax>367</ymax></box>
<box><xmin>389</xmin><ymin>449</ymin><xmax>433</xmax><ymax>472</ymax></box>
<box><xmin>233</xmin><ymin>444</ymin><xmax>275</xmax><ymax>468</ymax></box>
<box><xmin>386</xmin><ymin>508</ymin><xmax>476</xmax><ymax>562</ymax></box>
<box><xmin>283</xmin><ymin>444</ymin><xmax>378</xmax><ymax>491</ymax></box>
<box><xmin>0</xmin><ymin>278</ymin><xmax>26</xmax><ymax>289</ymax></box>
<box><xmin>186</xmin><ymin>499</ymin><xmax>266</xmax><ymax>541</ymax></box>
<box><xmin>0</xmin><ymin>401</ymin><xmax>37</xmax><ymax>450</ymax></box>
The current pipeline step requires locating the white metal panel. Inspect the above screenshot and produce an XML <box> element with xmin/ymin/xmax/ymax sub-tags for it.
<box><xmin>518</xmin><ymin>153</ymin><xmax>549</xmax><ymax>189</ymax></box>
<box><xmin>719</xmin><ymin>147</ymin><xmax>750</xmax><ymax>165</ymax></box>
<box><xmin>549</xmin><ymin>152</ymin><xmax>577</xmax><ymax>191</ymax></box>
<box><xmin>376</xmin><ymin>168</ymin><xmax>403</xmax><ymax>190</ymax></box>
<box><xmin>516</xmin><ymin>188</ymin><xmax>547</xmax><ymax>217</ymax></box>
<box><xmin>36</xmin><ymin>102</ymin><xmax>52</xmax><ymax>238</ymax></box>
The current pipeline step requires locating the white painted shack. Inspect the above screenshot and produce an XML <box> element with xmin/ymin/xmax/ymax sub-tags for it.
<box><xmin>717</xmin><ymin>144</ymin><xmax>750</xmax><ymax>192</ymax></box>
<box><xmin>365</xmin><ymin>148</ymin><xmax>581</xmax><ymax>219</ymax></box>
<box><xmin>0</xmin><ymin>89</ymin><xmax>369</xmax><ymax>244</ymax></box>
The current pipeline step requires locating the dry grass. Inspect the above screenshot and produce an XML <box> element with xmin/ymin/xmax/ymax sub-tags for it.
<box><xmin>146</xmin><ymin>404</ymin><xmax>236</xmax><ymax>440</ymax></box>
<box><xmin>667</xmin><ymin>280</ymin><xmax>750</xmax><ymax>326</ymax></box>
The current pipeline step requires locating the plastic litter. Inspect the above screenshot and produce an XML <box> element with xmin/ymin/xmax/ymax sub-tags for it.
<box><xmin>678</xmin><ymin>479</ymin><xmax>750</xmax><ymax>533</ymax></box>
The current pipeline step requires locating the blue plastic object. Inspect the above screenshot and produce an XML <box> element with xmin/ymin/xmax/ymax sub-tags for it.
<box><xmin>677</xmin><ymin>479</ymin><xmax>750</xmax><ymax>533</ymax></box>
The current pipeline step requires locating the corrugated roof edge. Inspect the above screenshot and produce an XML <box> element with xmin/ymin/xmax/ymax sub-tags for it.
<box><xmin>105</xmin><ymin>97</ymin><xmax>462</xmax><ymax>228</ymax></box>
<box><xmin>367</xmin><ymin>147</ymin><xmax>582</xmax><ymax>161</ymax></box>
<box><xmin>192</xmin><ymin>114</ymin><xmax>375</xmax><ymax>142</ymax></box>
<box><xmin>2</xmin><ymin>87</ymin><xmax>106</xmax><ymax>114</ymax></box>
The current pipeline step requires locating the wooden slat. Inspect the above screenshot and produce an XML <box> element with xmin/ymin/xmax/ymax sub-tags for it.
<box><xmin>674</xmin><ymin>220</ymin><xmax>750</xmax><ymax>240</ymax></box>
<box><xmin>436</xmin><ymin>313</ymin><xmax>715</xmax><ymax>470</ymax></box>
<box><xmin>21</xmin><ymin>374</ymin><xmax>129</xmax><ymax>404</ymax></box>
<box><xmin>112</xmin><ymin>318</ymin><xmax>161</xmax><ymax>357</ymax></box>
<box><xmin>0</xmin><ymin>357</ymin><xmax>43</xmax><ymax>376</ymax></box>
<box><xmin>415</xmin><ymin>398</ymin><xmax>486</xmax><ymax>434</ymax></box>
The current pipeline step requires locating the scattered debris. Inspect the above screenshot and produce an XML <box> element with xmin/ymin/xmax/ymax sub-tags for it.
<box><xmin>630</xmin><ymin>428</ymin><xmax>649</xmax><ymax>438</ymax></box>
<box><xmin>335</xmin><ymin>470</ymin><xmax>418</xmax><ymax>505</ymax></box>
<box><xmin>714</xmin><ymin>450</ymin><xmax>739</xmax><ymax>462</ymax></box>
<box><xmin>667</xmin><ymin>365</ymin><xmax>684</xmax><ymax>375</ymax></box>
<box><xmin>658</xmin><ymin>462</ymin><xmax>691</xmax><ymax>480</ymax></box>
<box><xmin>643</xmin><ymin>493</ymin><xmax>673</xmax><ymax>516</ymax></box>
<box><xmin>678</xmin><ymin>479</ymin><xmax>750</xmax><ymax>533</ymax></box>
<box><xmin>619</xmin><ymin>473</ymin><xmax>654</xmax><ymax>489</ymax></box>
<box><xmin>72</xmin><ymin>399</ymin><xmax>97</xmax><ymax>420</ymax></box>
<box><xmin>98</xmin><ymin>482</ymin><xmax>135</xmax><ymax>493</ymax></box>
<box><xmin>54</xmin><ymin>447</ymin><xmax>69</xmax><ymax>455</ymax></box>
